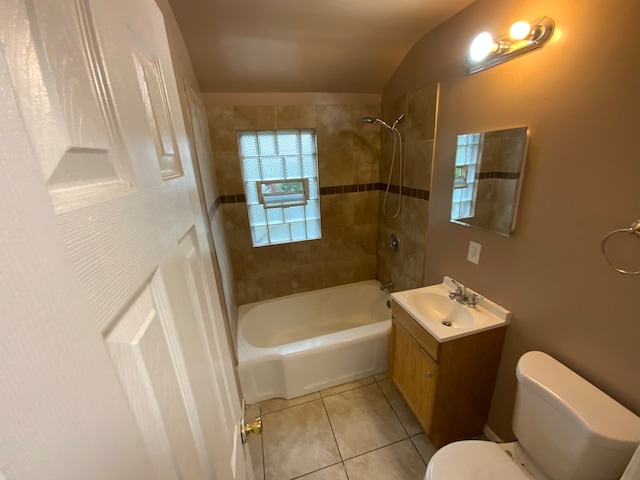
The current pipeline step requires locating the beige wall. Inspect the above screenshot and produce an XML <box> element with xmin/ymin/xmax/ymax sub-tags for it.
<box><xmin>385</xmin><ymin>0</ymin><xmax>640</xmax><ymax>439</ymax></box>
<box><xmin>377</xmin><ymin>85</ymin><xmax>437</xmax><ymax>291</ymax></box>
<box><xmin>204</xmin><ymin>103</ymin><xmax>381</xmax><ymax>305</ymax></box>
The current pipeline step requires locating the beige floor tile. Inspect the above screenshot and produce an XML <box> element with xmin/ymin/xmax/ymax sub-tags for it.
<box><xmin>378</xmin><ymin>378</ymin><xmax>423</xmax><ymax>436</ymax></box>
<box><xmin>323</xmin><ymin>384</ymin><xmax>407</xmax><ymax>459</ymax></box>
<box><xmin>260</xmin><ymin>392</ymin><xmax>321</xmax><ymax>415</ymax></box>
<box><xmin>247</xmin><ymin>433</ymin><xmax>264</xmax><ymax>480</ymax></box>
<box><xmin>343</xmin><ymin>439</ymin><xmax>427</xmax><ymax>480</ymax></box>
<box><xmin>320</xmin><ymin>376</ymin><xmax>375</xmax><ymax>397</ymax></box>
<box><xmin>245</xmin><ymin>403</ymin><xmax>264</xmax><ymax>479</ymax></box>
<box><xmin>296</xmin><ymin>463</ymin><xmax>348</xmax><ymax>480</ymax></box>
<box><xmin>262</xmin><ymin>399</ymin><xmax>340</xmax><ymax>480</ymax></box>
<box><xmin>410</xmin><ymin>433</ymin><xmax>437</xmax><ymax>465</ymax></box>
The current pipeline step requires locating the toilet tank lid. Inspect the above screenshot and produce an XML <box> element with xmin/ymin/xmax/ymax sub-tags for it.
<box><xmin>516</xmin><ymin>351</ymin><xmax>640</xmax><ymax>444</ymax></box>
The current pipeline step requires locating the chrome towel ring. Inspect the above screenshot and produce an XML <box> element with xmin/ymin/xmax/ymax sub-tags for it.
<box><xmin>600</xmin><ymin>219</ymin><xmax>640</xmax><ymax>275</ymax></box>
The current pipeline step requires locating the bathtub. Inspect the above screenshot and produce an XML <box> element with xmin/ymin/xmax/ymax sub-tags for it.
<box><xmin>237</xmin><ymin>280</ymin><xmax>391</xmax><ymax>404</ymax></box>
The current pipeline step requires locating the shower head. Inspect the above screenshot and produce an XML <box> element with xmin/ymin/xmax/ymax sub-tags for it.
<box><xmin>361</xmin><ymin>116</ymin><xmax>393</xmax><ymax>131</ymax></box>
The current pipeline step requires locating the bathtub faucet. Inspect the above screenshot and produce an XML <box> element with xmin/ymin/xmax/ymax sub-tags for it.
<box><xmin>380</xmin><ymin>281</ymin><xmax>393</xmax><ymax>292</ymax></box>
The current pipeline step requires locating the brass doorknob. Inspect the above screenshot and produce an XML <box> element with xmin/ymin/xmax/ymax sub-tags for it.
<box><xmin>241</xmin><ymin>416</ymin><xmax>262</xmax><ymax>443</ymax></box>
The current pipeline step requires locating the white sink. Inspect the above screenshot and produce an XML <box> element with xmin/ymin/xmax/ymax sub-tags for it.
<box><xmin>391</xmin><ymin>277</ymin><xmax>511</xmax><ymax>342</ymax></box>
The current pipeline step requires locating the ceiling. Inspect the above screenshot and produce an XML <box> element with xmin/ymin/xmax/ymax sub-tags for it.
<box><xmin>167</xmin><ymin>0</ymin><xmax>475</xmax><ymax>94</ymax></box>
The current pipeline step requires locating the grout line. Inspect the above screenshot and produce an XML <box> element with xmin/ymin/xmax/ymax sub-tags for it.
<box><xmin>341</xmin><ymin>437</ymin><xmax>412</xmax><ymax>462</ymax></box>
<box><xmin>375</xmin><ymin>380</ymin><xmax>412</xmax><ymax>439</ymax></box>
<box><xmin>320</xmin><ymin>393</ymin><xmax>345</xmax><ymax>462</ymax></box>
<box><xmin>408</xmin><ymin>435</ymin><xmax>429</xmax><ymax>468</ymax></box>
<box><xmin>319</xmin><ymin>377</ymin><xmax>375</xmax><ymax>399</ymax></box>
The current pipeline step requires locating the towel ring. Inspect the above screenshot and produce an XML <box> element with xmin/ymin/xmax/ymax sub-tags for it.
<box><xmin>600</xmin><ymin>219</ymin><xmax>640</xmax><ymax>275</ymax></box>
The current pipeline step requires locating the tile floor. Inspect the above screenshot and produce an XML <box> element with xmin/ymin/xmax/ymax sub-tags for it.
<box><xmin>245</xmin><ymin>373</ymin><xmax>437</xmax><ymax>480</ymax></box>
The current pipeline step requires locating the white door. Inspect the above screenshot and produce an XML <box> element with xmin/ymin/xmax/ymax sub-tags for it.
<box><xmin>0</xmin><ymin>0</ymin><xmax>245</xmax><ymax>479</ymax></box>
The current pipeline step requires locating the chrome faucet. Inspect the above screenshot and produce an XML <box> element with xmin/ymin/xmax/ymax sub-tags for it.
<box><xmin>448</xmin><ymin>279</ymin><xmax>466</xmax><ymax>302</ymax></box>
<box><xmin>448</xmin><ymin>279</ymin><xmax>483</xmax><ymax>308</ymax></box>
<box><xmin>380</xmin><ymin>281</ymin><xmax>394</xmax><ymax>292</ymax></box>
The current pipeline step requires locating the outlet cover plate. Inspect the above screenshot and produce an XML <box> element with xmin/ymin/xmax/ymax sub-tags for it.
<box><xmin>467</xmin><ymin>241</ymin><xmax>481</xmax><ymax>264</ymax></box>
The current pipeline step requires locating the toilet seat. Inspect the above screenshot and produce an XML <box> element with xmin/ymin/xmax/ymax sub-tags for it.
<box><xmin>425</xmin><ymin>440</ymin><xmax>532</xmax><ymax>480</ymax></box>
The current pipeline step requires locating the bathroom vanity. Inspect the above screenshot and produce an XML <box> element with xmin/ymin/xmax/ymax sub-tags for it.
<box><xmin>390</xmin><ymin>278</ymin><xmax>509</xmax><ymax>448</ymax></box>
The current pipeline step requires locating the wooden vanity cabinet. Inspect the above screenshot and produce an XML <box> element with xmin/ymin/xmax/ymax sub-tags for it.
<box><xmin>390</xmin><ymin>300</ymin><xmax>506</xmax><ymax>448</ymax></box>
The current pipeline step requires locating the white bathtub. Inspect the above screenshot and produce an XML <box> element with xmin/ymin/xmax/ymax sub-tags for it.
<box><xmin>237</xmin><ymin>280</ymin><xmax>391</xmax><ymax>404</ymax></box>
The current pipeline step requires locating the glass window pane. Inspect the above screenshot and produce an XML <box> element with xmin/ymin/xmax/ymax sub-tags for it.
<box><xmin>266</xmin><ymin>207</ymin><xmax>284</xmax><ymax>224</ymax></box>
<box><xmin>260</xmin><ymin>156</ymin><xmax>285</xmax><ymax>180</ymax></box>
<box><xmin>302</xmin><ymin>155</ymin><xmax>318</xmax><ymax>178</ymax></box>
<box><xmin>307</xmin><ymin>177</ymin><xmax>319</xmax><ymax>199</ymax></box>
<box><xmin>306</xmin><ymin>219</ymin><xmax>321</xmax><ymax>239</ymax></box>
<box><xmin>290</xmin><ymin>221</ymin><xmax>307</xmax><ymax>240</ymax></box>
<box><xmin>245</xmin><ymin>182</ymin><xmax>260</xmax><ymax>205</ymax></box>
<box><xmin>300</xmin><ymin>131</ymin><xmax>316</xmax><ymax>154</ymax></box>
<box><xmin>284</xmin><ymin>205</ymin><xmax>305</xmax><ymax>222</ymax></box>
<box><xmin>257</xmin><ymin>131</ymin><xmax>277</xmax><ymax>155</ymax></box>
<box><xmin>277</xmin><ymin>131</ymin><xmax>300</xmax><ymax>155</ymax></box>
<box><xmin>250</xmin><ymin>225</ymin><xmax>269</xmax><ymax>246</ymax></box>
<box><xmin>238</xmin><ymin>132</ymin><xmax>258</xmax><ymax>156</ymax></box>
<box><xmin>305</xmin><ymin>199</ymin><xmax>320</xmax><ymax>220</ymax></box>
<box><xmin>242</xmin><ymin>157</ymin><xmax>261</xmax><ymax>182</ymax></box>
<box><xmin>269</xmin><ymin>224</ymin><xmax>291</xmax><ymax>244</ymax></box>
<box><xmin>283</xmin><ymin>155</ymin><xmax>302</xmax><ymax>179</ymax></box>
<box><xmin>248</xmin><ymin>204</ymin><xmax>267</xmax><ymax>226</ymax></box>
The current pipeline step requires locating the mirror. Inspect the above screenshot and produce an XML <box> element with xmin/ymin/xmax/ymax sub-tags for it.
<box><xmin>450</xmin><ymin>126</ymin><xmax>529</xmax><ymax>237</ymax></box>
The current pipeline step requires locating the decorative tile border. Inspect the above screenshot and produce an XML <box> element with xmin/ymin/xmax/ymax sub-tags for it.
<box><xmin>477</xmin><ymin>171</ymin><xmax>520</xmax><ymax>180</ymax></box>
<box><xmin>209</xmin><ymin>182</ymin><xmax>430</xmax><ymax>214</ymax></box>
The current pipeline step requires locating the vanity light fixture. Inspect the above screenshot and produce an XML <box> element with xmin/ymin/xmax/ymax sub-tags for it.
<box><xmin>467</xmin><ymin>16</ymin><xmax>555</xmax><ymax>74</ymax></box>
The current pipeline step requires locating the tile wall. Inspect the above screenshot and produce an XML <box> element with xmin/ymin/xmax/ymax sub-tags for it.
<box><xmin>377</xmin><ymin>84</ymin><xmax>438</xmax><ymax>291</ymax></box>
<box><xmin>205</xmin><ymin>104</ymin><xmax>381</xmax><ymax>305</ymax></box>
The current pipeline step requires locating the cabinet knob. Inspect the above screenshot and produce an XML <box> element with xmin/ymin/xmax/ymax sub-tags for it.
<box><xmin>426</xmin><ymin>371</ymin><xmax>434</xmax><ymax>378</ymax></box>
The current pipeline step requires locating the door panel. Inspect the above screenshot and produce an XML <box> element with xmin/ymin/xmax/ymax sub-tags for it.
<box><xmin>0</xmin><ymin>0</ymin><xmax>245</xmax><ymax>478</ymax></box>
<box><xmin>104</xmin><ymin>272</ymin><xmax>209</xmax><ymax>480</ymax></box>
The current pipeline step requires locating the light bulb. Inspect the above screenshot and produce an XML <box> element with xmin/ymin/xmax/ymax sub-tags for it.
<box><xmin>469</xmin><ymin>32</ymin><xmax>495</xmax><ymax>62</ymax></box>
<box><xmin>509</xmin><ymin>21</ymin><xmax>532</xmax><ymax>40</ymax></box>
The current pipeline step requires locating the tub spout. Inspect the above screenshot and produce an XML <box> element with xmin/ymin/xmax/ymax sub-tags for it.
<box><xmin>380</xmin><ymin>281</ymin><xmax>393</xmax><ymax>291</ymax></box>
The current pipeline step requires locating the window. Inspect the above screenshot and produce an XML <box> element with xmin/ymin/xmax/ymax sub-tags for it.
<box><xmin>237</xmin><ymin>129</ymin><xmax>321</xmax><ymax>247</ymax></box>
<box><xmin>451</xmin><ymin>133</ymin><xmax>482</xmax><ymax>220</ymax></box>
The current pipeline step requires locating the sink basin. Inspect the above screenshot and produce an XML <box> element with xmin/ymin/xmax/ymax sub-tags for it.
<box><xmin>410</xmin><ymin>292</ymin><xmax>474</xmax><ymax>328</ymax></box>
<box><xmin>391</xmin><ymin>277</ymin><xmax>511</xmax><ymax>342</ymax></box>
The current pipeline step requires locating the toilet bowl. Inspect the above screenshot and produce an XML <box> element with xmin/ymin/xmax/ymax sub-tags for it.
<box><xmin>425</xmin><ymin>351</ymin><xmax>640</xmax><ymax>480</ymax></box>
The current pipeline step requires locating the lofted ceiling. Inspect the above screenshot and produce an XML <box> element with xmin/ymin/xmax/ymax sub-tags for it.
<box><xmin>167</xmin><ymin>0</ymin><xmax>475</xmax><ymax>94</ymax></box>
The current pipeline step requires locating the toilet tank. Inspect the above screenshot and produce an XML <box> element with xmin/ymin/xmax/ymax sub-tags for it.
<box><xmin>513</xmin><ymin>351</ymin><xmax>640</xmax><ymax>480</ymax></box>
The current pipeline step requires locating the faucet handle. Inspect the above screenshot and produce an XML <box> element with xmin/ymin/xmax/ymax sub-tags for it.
<box><xmin>451</xmin><ymin>279</ymin><xmax>464</xmax><ymax>295</ymax></box>
<box><xmin>467</xmin><ymin>293</ymin><xmax>483</xmax><ymax>307</ymax></box>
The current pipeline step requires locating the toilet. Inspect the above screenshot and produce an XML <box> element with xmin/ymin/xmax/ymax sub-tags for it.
<box><xmin>425</xmin><ymin>351</ymin><xmax>640</xmax><ymax>480</ymax></box>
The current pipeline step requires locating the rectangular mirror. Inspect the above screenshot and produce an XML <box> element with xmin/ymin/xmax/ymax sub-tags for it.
<box><xmin>450</xmin><ymin>126</ymin><xmax>529</xmax><ymax>237</ymax></box>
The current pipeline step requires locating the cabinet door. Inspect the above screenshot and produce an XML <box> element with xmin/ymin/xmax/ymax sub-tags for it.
<box><xmin>392</xmin><ymin>321</ymin><xmax>439</xmax><ymax>433</ymax></box>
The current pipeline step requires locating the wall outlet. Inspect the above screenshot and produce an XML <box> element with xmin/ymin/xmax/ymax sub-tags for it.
<box><xmin>467</xmin><ymin>241</ymin><xmax>481</xmax><ymax>264</ymax></box>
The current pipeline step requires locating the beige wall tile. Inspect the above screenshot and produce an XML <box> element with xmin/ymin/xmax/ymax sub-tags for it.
<box><xmin>213</xmin><ymin>152</ymin><xmax>243</xmax><ymax>195</ymax></box>
<box><xmin>206</xmin><ymin>105</ymin><xmax>238</xmax><ymax>153</ymax></box>
<box><xmin>234</xmin><ymin>105</ymin><xmax>276</xmax><ymax>130</ymax></box>
<box><xmin>276</xmin><ymin>105</ymin><xmax>317</xmax><ymax>129</ymax></box>
<box><xmin>404</xmin><ymin>140</ymin><xmax>434</xmax><ymax>191</ymax></box>
<box><xmin>406</xmin><ymin>84</ymin><xmax>437</xmax><ymax>143</ymax></box>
